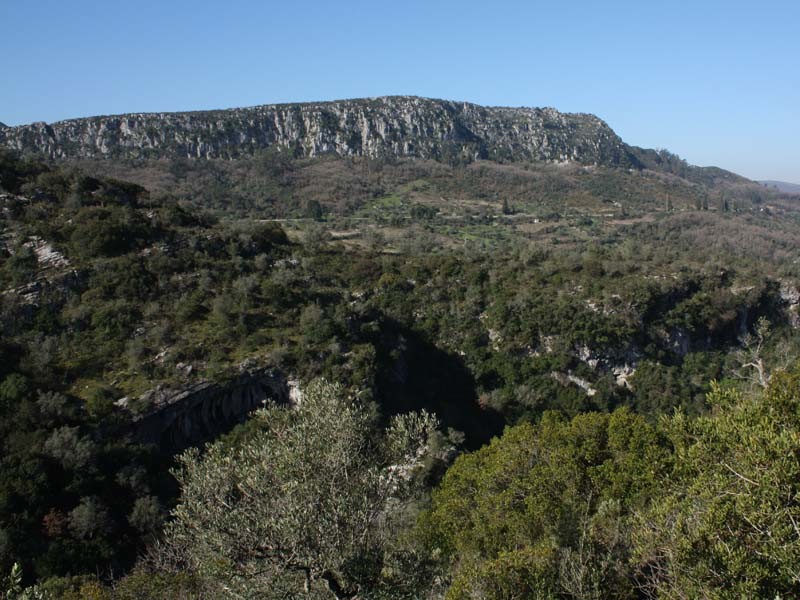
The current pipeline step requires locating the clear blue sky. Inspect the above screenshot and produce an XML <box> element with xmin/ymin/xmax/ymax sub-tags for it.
<box><xmin>2</xmin><ymin>0</ymin><xmax>798</xmax><ymax>181</ymax></box>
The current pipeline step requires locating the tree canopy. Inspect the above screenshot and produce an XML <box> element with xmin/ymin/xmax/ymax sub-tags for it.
<box><xmin>155</xmin><ymin>379</ymin><xmax>439</xmax><ymax>599</ymax></box>
<box><xmin>421</xmin><ymin>365</ymin><xmax>800</xmax><ymax>599</ymax></box>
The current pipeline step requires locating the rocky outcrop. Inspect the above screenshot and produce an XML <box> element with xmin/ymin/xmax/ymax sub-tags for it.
<box><xmin>0</xmin><ymin>96</ymin><xmax>639</xmax><ymax>167</ymax></box>
<box><xmin>120</xmin><ymin>367</ymin><xmax>290</xmax><ymax>452</ymax></box>
<box><xmin>22</xmin><ymin>235</ymin><xmax>70</xmax><ymax>271</ymax></box>
<box><xmin>779</xmin><ymin>281</ymin><xmax>800</xmax><ymax>328</ymax></box>
<box><xmin>552</xmin><ymin>372</ymin><xmax>598</xmax><ymax>396</ymax></box>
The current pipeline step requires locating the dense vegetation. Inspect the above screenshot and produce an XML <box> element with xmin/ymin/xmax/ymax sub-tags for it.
<box><xmin>2</xmin><ymin>146</ymin><xmax>800</xmax><ymax>598</ymax></box>
<box><xmin>421</xmin><ymin>368</ymin><xmax>800</xmax><ymax>599</ymax></box>
<box><xmin>73</xmin><ymin>149</ymin><xmax>770</xmax><ymax>220</ymax></box>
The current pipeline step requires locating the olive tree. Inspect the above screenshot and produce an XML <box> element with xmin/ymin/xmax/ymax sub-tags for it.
<box><xmin>156</xmin><ymin>379</ymin><xmax>438</xmax><ymax>599</ymax></box>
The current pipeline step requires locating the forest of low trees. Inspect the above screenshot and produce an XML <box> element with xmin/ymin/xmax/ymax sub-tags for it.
<box><xmin>2</xmin><ymin>149</ymin><xmax>800</xmax><ymax>598</ymax></box>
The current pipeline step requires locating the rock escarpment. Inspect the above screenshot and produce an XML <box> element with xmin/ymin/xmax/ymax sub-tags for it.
<box><xmin>0</xmin><ymin>96</ymin><xmax>638</xmax><ymax>166</ymax></box>
<box><xmin>120</xmin><ymin>367</ymin><xmax>290</xmax><ymax>452</ymax></box>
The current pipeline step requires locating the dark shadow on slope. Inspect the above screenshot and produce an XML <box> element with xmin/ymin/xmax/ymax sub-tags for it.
<box><xmin>371</xmin><ymin>317</ymin><xmax>503</xmax><ymax>449</ymax></box>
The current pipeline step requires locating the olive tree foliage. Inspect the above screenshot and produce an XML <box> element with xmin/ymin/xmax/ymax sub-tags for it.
<box><xmin>2</xmin><ymin>563</ymin><xmax>46</xmax><ymax>600</ymax></box>
<box><xmin>155</xmin><ymin>379</ymin><xmax>439</xmax><ymax>599</ymax></box>
<box><xmin>732</xmin><ymin>316</ymin><xmax>793</xmax><ymax>391</ymax></box>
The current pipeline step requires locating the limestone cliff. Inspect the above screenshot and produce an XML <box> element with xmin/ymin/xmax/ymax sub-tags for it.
<box><xmin>120</xmin><ymin>368</ymin><xmax>290</xmax><ymax>452</ymax></box>
<box><xmin>0</xmin><ymin>96</ymin><xmax>639</xmax><ymax>166</ymax></box>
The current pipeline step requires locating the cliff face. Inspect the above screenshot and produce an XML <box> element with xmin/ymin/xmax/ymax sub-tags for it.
<box><xmin>0</xmin><ymin>96</ymin><xmax>638</xmax><ymax>166</ymax></box>
<box><xmin>121</xmin><ymin>368</ymin><xmax>290</xmax><ymax>452</ymax></box>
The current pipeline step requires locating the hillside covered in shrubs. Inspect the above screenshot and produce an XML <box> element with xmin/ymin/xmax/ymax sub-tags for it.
<box><xmin>2</xmin><ymin>143</ymin><xmax>800</xmax><ymax>598</ymax></box>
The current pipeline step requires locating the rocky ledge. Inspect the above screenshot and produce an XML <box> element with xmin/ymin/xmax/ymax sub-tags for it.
<box><xmin>118</xmin><ymin>367</ymin><xmax>293</xmax><ymax>452</ymax></box>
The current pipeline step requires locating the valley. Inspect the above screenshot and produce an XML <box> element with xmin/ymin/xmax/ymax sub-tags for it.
<box><xmin>2</xmin><ymin>98</ymin><xmax>800</xmax><ymax>598</ymax></box>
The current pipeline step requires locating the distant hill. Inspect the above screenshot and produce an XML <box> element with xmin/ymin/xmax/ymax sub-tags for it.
<box><xmin>759</xmin><ymin>180</ymin><xmax>800</xmax><ymax>194</ymax></box>
<box><xmin>0</xmin><ymin>96</ymin><xmax>746</xmax><ymax>185</ymax></box>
